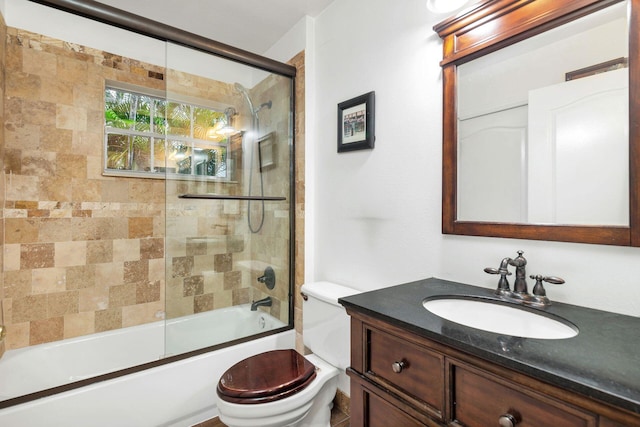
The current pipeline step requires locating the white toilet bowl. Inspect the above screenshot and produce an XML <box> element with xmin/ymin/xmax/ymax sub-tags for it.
<box><xmin>216</xmin><ymin>282</ymin><xmax>358</xmax><ymax>427</ymax></box>
<box><xmin>216</xmin><ymin>353</ymin><xmax>338</xmax><ymax>427</ymax></box>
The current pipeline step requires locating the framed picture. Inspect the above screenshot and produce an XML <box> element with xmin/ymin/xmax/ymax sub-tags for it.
<box><xmin>337</xmin><ymin>91</ymin><xmax>375</xmax><ymax>153</ymax></box>
<box><xmin>258</xmin><ymin>132</ymin><xmax>276</xmax><ymax>172</ymax></box>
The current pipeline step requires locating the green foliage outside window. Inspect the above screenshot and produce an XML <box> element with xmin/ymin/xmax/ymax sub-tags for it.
<box><xmin>104</xmin><ymin>87</ymin><xmax>229</xmax><ymax>178</ymax></box>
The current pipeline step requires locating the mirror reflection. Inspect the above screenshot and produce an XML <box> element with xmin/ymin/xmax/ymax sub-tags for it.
<box><xmin>456</xmin><ymin>1</ymin><xmax>628</xmax><ymax>226</ymax></box>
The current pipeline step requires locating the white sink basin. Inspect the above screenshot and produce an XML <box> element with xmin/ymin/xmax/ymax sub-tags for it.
<box><xmin>423</xmin><ymin>297</ymin><xmax>578</xmax><ymax>339</ymax></box>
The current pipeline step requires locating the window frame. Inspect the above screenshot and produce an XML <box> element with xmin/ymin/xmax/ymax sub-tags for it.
<box><xmin>103</xmin><ymin>83</ymin><xmax>233</xmax><ymax>181</ymax></box>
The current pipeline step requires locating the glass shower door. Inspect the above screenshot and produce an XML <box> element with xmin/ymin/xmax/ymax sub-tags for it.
<box><xmin>163</xmin><ymin>42</ymin><xmax>294</xmax><ymax>357</ymax></box>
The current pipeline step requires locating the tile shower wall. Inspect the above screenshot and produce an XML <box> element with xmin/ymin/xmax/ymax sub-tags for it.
<box><xmin>0</xmin><ymin>25</ymin><xmax>298</xmax><ymax>350</ymax></box>
<box><xmin>0</xmin><ymin>11</ymin><xmax>6</xmax><ymax>360</ymax></box>
<box><xmin>1</xmin><ymin>27</ymin><xmax>166</xmax><ymax>350</ymax></box>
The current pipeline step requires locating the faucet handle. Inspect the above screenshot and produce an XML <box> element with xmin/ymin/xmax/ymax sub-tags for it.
<box><xmin>529</xmin><ymin>274</ymin><xmax>565</xmax><ymax>297</ymax></box>
<box><xmin>484</xmin><ymin>267</ymin><xmax>511</xmax><ymax>275</ymax></box>
<box><xmin>485</xmin><ymin>267</ymin><xmax>512</xmax><ymax>293</ymax></box>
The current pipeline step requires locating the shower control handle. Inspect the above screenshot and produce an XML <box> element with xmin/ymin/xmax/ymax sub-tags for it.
<box><xmin>257</xmin><ymin>266</ymin><xmax>276</xmax><ymax>290</ymax></box>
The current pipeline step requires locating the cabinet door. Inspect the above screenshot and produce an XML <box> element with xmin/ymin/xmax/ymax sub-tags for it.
<box><xmin>365</xmin><ymin>325</ymin><xmax>445</xmax><ymax>419</ymax></box>
<box><xmin>451</xmin><ymin>363</ymin><xmax>596</xmax><ymax>427</ymax></box>
<box><xmin>349</xmin><ymin>372</ymin><xmax>435</xmax><ymax>427</ymax></box>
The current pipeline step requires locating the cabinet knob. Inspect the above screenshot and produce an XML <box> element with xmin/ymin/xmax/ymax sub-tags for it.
<box><xmin>391</xmin><ymin>361</ymin><xmax>406</xmax><ymax>373</ymax></box>
<box><xmin>498</xmin><ymin>413</ymin><xmax>519</xmax><ymax>427</ymax></box>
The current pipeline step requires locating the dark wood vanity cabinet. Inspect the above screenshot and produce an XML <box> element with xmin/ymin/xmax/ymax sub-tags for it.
<box><xmin>346</xmin><ymin>310</ymin><xmax>640</xmax><ymax>427</ymax></box>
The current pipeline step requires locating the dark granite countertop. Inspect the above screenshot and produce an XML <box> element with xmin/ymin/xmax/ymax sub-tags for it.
<box><xmin>338</xmin><ymin>277</ymin><xmax>640</xmax><ymax>415</ymax></box>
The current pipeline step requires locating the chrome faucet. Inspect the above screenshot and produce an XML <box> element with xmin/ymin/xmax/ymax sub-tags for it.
<box><xmin>485</xmin><ymin>250</ymin><xmax>564</xmax><ymax>307</ymax></box>
<box><xmin>250</xmin><ymin>296</ymin><xmax>272</xmax><ymax>311</ymax></box>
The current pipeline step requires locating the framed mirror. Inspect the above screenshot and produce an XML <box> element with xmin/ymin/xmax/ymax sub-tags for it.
<box><xmin>435</xmin><ymin>0</ymin><xmax>640</xmax><ymax>246</ymax></box>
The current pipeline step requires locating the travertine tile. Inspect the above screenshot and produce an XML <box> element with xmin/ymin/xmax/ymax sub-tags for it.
<box><xmin>140</xmin><ymin>237</ymin><xmax>164</xmax><ymax>260</ymax></box>
<box><xmin>113</xmin><ymin>238</ymin><xmax>141</xmax><ymax>262</ymax></box>
<box><xmin>122</xmin><ymin>301</ymin><xmax>163</xmax><ymax>327</ymax></box>
<box><xmin>39</xmin><ymin>176</ymin><xmax>73</xmax><ymax>202</ymax></box>
<box><xmin>5</xmin><ymin>218</ymin><xmax>39</xmax><ymax>244</ymax></box>
<box><xmin>30</xmin><ymin>316</ymin><xmax>64</xmax><ymax>345</ymax></box>
<box><xmin>39</xmin><ymin>218</ymin><xmax>72</xmax><ymax>242</ymax></box>
<box><xmin>124</xmin><ymin>260</ymin><xmax>148</xmax><ymax>284</ymax></box>
<box><xmin>86</xmin><ymin>240</ymin><xmax>113</xmax><ymax>264</ymax></box>
<box><xmin>172</xmin><ymin>256</ymin><xmax>194</xmax><ymax>278</ymax></box>
<box><xmin>3</xmin><ymin>270</ymin><xmax>32</xmax><ymax>299</ymax></box>
<box><xmin>21</xmin><ymin>242</ymin><xmax>55</xmax><ymax>269</ymax></box>
<box><xmin>40</xmin><ymin>77</ymin><xmax>74</xmax><ymax>105</ymax></box>
<box><xmin>129</xmin><ymin>217</ymin><xmax>153</xmax><ymax>238</ymax></box>
<box><xmin>95</xmin><ymin>307</ymin><xmax>122</xmax><ymax>332</ymax></box>
<box><xmin>194</xmin><ymin>293</ymin><xmax>214</xmax><ymax>313</ymax></box>
<box><xmin>6</xmin><ymin>71</ymin><xmax>42</xmax><ymax>101</ymax></box>
<box><xmin>56</xmin><ymin>54</ymin><xmax>89</xmax><ymax>84</ymax></box>
<box><xmin>32</xmin><ymin>267</ymin><xmax>66</xmax><ymax>294</ymax></box>
<box><xmin>183</xmin><ymin>275</ymin><xmax>204</xmax><ymax>297</ymax></box>
<box><xmin>66</xmin><ymin>264</ymin><xmax>97</xmax><ymax>290</ymax></box>
<box><xmin>64</xmin><ymin>311</ymin><xmax>95</xmax><ymax>338</ymax></box>
<box><xmin>148</xmin><ymin>258</ymin><xmax>165</xmax><ymax>283</ymax></box>
<box><xmin>48</xmin><ymin>290</ymin><xmax>79</xmax><ymax>317</ymax></box>
<box><xmin>213</xmin><ymin>290</ymin><xmax>233</xmax><ymax>309</ymax></box>
<box><xmin>21</xmin><ymin>150</ymin><xmax>55</xmax><ymax>177</ymax></box>
<box><xmin>136</xmin><ymin>280</ymin><xmax>161</xmax><ymax>304</ymax></box>
<box><xmin>214</xmin><ymin>253</ymin><xmax>232</xmax><ymax>272</ymax></box>
<box><xmin>12</xmin><ymin>294</ymin><xmax>48</xmax><ymax>323</ymax></box>
<box><xmin>232</xmin><ymin>287</ymin><xmax>250</xmax><ymax>305</ymax></box>
<box><xmin>54</xmin><ymin>240</ymin><xmax>87</xmax><ymax>267</ymax></box>
<box><xmin>56</xmin><ymin>152</ymin><xmax>87</xmax><ymax>176</ymax></box>
<box><xmin>109</xmin><ymin>283</ymin><xmax>137</xmax><ymax>308</ymax></box>
<box><xmin>78</xmin><ymin>283</ymin><xmax>109</xmax><ymax>312</ymax></box>
<box><xmin>223</xmin><ymin>270</ymin><xmax>242</xmax><ymax>290</ymax></box>
<box><xmin>95</xmin><ymin>262</ymin><xmax>124</xmax><ymax>287</ymax></box>
<box><xmin>4</xmin><ymin>243</ymin><xmax>22</xmax><ymax>271</ymax></box>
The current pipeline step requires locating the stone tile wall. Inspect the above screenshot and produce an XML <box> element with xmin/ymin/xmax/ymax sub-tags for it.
<box><xmin>1</xmin><ymin>27</ymin><xmax>167</xmax><ymax>350</ymax></box>
<box><xmin>0</xmin><ymin>25</ymin><xmax>299</xmax><ymax>353</ymax></box>
<box><xmin>0</xmin><ymin>11</ymin><xmax>6</xmax><ymax>360</ymax></box>
<box><xmin>290</xmin><ymin>51</ymin><xmax>306</xmax><ymax>353</ymax></box>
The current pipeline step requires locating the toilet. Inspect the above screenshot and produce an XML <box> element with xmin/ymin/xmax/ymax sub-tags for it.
<box><xmin>215</xmin><ymin>281</ymin><xmax>358</xmax><ymax>427</ymax></box>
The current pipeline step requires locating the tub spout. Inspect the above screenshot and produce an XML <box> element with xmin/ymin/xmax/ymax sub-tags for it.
<box><xmin>250</xmin><ymin>296</ymin><xmax>272</xmax><ymax>311</ymax></box>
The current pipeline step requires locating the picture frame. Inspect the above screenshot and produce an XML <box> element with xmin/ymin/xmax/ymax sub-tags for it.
<box><xmin>258</xmin><ymin>132</ymin><xmax>276</xmax><ymax>172</ymax></box>
<box><xmin>337</xmin><ymin>91</ymin><xmax>375</xmax><ymax>153</ymax></box>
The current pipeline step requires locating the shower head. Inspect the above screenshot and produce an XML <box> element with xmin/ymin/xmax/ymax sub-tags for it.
<box><xmin>255</xmin><ymin>101</ymin><xmax>272</xmax><ymax>113</ymax></box>
<box><xmin>234</xmin><ymin>82</ymin><xmax>255</xmax><ymax>114</ymax></box>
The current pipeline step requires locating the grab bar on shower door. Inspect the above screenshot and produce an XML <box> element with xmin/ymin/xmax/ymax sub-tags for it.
<box><xmin>178</xmin><ymin>194</ymin><xmax>286</xmax><ymax>201</ymax></box>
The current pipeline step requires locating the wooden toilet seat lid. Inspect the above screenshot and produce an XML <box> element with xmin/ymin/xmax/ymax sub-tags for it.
<box><xmin>217</xmin><ymin>349</ymin><xmax>317</xmax><ymax>404</ymax></box>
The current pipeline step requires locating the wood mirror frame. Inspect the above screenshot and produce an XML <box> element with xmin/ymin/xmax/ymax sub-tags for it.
<box><xmin>434</xmin><ymin>0</ymin><xmax>640</xmax><ymax>246</ymax></box>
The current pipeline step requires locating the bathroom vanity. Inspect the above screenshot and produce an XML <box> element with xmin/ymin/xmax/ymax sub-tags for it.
<box><xmin>339</xmin><ymin>278</ymin><xmax>640</xmax><ymax>427</ymax></box>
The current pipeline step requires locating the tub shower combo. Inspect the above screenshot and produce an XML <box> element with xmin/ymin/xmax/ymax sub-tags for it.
<box><xmin>0</xmin><ymin>0</ymin><xmax>296</xmax><ymax>425</ymax></box>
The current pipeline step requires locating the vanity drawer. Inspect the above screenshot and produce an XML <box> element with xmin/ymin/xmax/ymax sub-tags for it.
<box><xmin>451</xmin><ymin>363</ymin><xmax>596</xmax><ymax>427</ymax></box>
<box><xmin>364</xmin><ymin>325</ymin><xmax>444</xmax><ymax>419</ymax></box>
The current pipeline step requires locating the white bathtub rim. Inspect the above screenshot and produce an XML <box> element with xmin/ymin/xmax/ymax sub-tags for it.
<box><xmin>0</xmin><ymin>329</ymin><xmax>296</xmax><ymax>427</ymax></box>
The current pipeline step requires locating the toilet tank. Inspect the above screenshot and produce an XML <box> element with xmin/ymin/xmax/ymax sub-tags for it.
<box><xmin>301</xmin><ymin>282</ymin><xmax>360</xmax><ymax>370</ymax></box>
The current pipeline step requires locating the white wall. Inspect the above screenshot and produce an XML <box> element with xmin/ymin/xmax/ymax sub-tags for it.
<box><xmin>308</xmin><ymin>0</ymin><xmax>640</xmax><ymax>317</ymax></box>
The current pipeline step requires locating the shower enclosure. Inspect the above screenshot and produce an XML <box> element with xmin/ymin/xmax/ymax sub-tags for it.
<box><xmin>0</xmin><ymin>0</ymin><xmax>296</xmax><ymax>409</ymax></box>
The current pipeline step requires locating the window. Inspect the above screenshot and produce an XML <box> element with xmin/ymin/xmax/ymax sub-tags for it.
<box><xmin>104</xmin><ymin>86</ymin><xmax>231</xmax><ymax>179</ymax></box>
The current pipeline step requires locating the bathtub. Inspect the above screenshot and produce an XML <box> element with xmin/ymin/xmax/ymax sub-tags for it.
<box><xmin>0</xmin><ymin>305</ymin><xmax>293</xmax><ymax>426</ymax></box>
